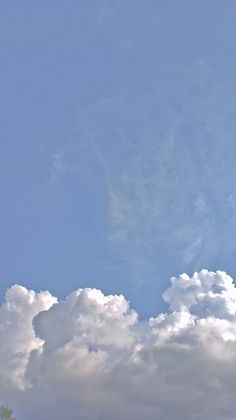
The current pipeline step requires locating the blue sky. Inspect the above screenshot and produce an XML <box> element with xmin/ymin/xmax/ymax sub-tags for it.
<box><xmin>1</xmin><ymin>0</ymin><xmax>236</xmax><ymax>318</ymax></box>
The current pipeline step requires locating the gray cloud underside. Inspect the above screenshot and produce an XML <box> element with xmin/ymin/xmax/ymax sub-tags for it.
<box><xmin>1</xmin><ymin>270</ymin><xmax>236</xmax><ymax>419</ymax></box>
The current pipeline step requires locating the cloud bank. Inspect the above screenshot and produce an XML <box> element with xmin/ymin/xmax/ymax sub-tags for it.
<box><xmin>1</xmin><ymin>270</ymin><xmax>236</xmax><ymax>419</ymax></box>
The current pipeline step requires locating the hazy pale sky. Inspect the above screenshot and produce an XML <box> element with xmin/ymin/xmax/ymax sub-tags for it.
<box><xmin>2</xmin><ymin>0</ymin><xmax>236</xmax><ymax>317</ymax></box>
<box><xmin>2</xmin><ymin>3</ymin><xmax>236</xmax><ymax>419</ymax></box>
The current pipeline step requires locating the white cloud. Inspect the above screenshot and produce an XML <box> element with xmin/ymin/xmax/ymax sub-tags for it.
<box><xmin>162</xmin><ymin>270</ymin><xmax>236</xmax><ymax>318</ymax></box>
<box><xmin>2</xmin><ymin>271</ymin><xmax>236</xmax><ymax>419</ymax></box>
<box><xmin>0</xmin><ymin>285</ymin><xmax>57</xmax><ymax>390</ymax></box>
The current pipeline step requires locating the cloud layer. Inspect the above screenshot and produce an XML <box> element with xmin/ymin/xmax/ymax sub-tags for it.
<box><xmin>1</xmin><ymin>270</ymin><xmax>236</xmax><ymax>419</ymax></box>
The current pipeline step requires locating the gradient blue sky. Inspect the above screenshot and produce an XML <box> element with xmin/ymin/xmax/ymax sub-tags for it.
<box><xmin>1</xmin><ymin>0</ymin><xmax>236</xmax><ymax>317</ymax></box>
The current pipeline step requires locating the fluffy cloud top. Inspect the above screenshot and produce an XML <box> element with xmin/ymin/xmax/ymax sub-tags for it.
<box><xmin>1</xmin><ymin>271</ymin><xmax>236</xmax><ymax>419</ymax></box>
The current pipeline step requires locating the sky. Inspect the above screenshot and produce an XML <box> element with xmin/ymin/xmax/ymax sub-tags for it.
<box><xmin>1</xmin><ymin>1</ymin><xmax>236</xmax><ymax>418</ymax></box>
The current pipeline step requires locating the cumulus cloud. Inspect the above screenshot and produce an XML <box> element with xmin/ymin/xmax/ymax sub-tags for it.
<box><xmin>0</xmin><ymin>285</ymin><xmax>57</xmax><ymax>390</ymax></box>
<box><xmin>1</xmin><ymin>271</ymin><xmax>236</xmax><ymax>419</ymax></box>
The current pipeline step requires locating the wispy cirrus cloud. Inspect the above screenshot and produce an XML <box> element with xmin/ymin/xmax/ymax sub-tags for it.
<box><xmin>46</xmin><ymin>51</ymin><xmax>236</xmax><ymax>285</ymax></box>
<box><xmin>78</xmin><ymin>67</ymin><xmax>236</xmax><ymax>280</ymax></box>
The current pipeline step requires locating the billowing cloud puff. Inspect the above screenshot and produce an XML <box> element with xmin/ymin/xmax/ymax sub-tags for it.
<box><xmin>163</xmin><ymin>269</ymin><xmax>236</xmax><ymax>318</ymax></box>
<box><xmin>1</xmin><ymin>271</ymin><xmax>236</xmax><ymax>419</ymax></box>
<box><xmin>0</xmin><ymin>285</ymin><xmax>57</xmax><ymax>390</ymax></box>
